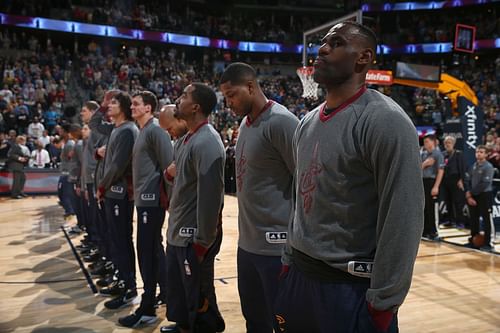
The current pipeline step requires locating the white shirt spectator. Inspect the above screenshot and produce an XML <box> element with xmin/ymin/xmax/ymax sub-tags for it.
<box><xmin>28</xmin><ymin>121</ymin><xmax>45</xmax><ymax>139</ymax></box>
<box><xmin>30</xmin><ymin>148</ymin><xmax>50</xmax><ymax>168</ymax></box>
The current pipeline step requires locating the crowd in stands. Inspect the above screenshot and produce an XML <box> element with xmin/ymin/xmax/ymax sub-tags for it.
<box><xmin>0</xmin><ymin>26</ymin><xmax>499</xmax><ymax>177</ymax></box>
<box><xmin>1</xmin><ymin>0</ymin><xmax>498</xmax><ymax>44</ymax></box>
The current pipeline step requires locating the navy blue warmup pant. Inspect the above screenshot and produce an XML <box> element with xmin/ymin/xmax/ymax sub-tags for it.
<box><xmin>136</xmin><ymin>206</ymin><xmax>166</xmax><ymax>313</ymax></box>
<box><xmin>96</xmin><ymin>193</ymin><xmax>110</xmax><ymax>260</ymax></box>
<box><xmin>84</xmin><ymin>183</ymin><xmax>101</xmax><ymax>246</ymax></box>
<box><xmin>69</xmin><ymin>183</ymin><xmax>84</xmax><ymax>228</ymax></box>
<box><xmin>104</xmin><ymin>196</ymin><xmax>136</xmax><ymax>290</ymax></box>
<box><xmin>200</xmin><ymin>226</ymin><xmax>224</xmax><ymax>325</ymax></box>
<box><xmin>165</xmin><ymin>244</ymin><xmax>201</xmax><ymax>330</ymax></box>
<box><xmin>58</xmin><ymin>175</ymin><xmax>75</xmax><ymax>215</ymax></box>
<box><xmin>165</xmin><ymin>241</ymin><xmax>221</xmax><ymax>332</ymax></box>
<box><xmin>237</xmin><ymin>247</ymin><xmax>281</xmax><ymax>333</ymax></box>
<box><xmin>274</xmin><ymin>264</ymin><xmax>398</xmax><ymax>333</ymax></box>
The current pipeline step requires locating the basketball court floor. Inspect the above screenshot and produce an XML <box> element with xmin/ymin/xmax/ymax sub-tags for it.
<box><xmin>0</xmin><ymin>195</ymin><xmax>499</xmax><ymax>333</ymax></box>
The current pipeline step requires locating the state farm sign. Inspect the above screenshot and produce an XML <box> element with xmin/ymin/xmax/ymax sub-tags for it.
<box><xmin>366</xmin><ymin>70</ymin><xmax>393</xmax><ymax>85</ymax></box>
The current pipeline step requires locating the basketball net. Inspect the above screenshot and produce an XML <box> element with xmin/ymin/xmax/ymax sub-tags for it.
<box><xmin>296</xmin><ymin>66</ymin><xmax>319</xmax><ymax>100</ymax></box>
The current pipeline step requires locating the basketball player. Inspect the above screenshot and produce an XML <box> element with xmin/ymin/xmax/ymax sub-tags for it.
<box><xmin>58</xmin><ymin>125</ymin><xmax>76</xmax><ymax>219</ymax></box>
<box><xmin>219</xmin><ymin>62</ymin><xmax>298</xmax><ymax>333</ymax></box>
<box><xmin>93</xmin><ymin>91</ymin><xmax>139</xmax><ymax>310</ymax></box>
<box><xmin>160</xmin><ymin>83</ymin><xmax>225</xmax><ymax>333</ymax></box>
<box><xmin>118</xmin><ymin>91</ymin><xmax>174</xmax><ymax>328</ymax></box>
<box><xmin>159</xmin><ymin>104</ymin><xmax>226</xmax><ymax>332</ymax></box>
<box><xmin>80</xmin><ymin>101</ymin><xmax>110</xmax><ymax>276</ymax></box>
<box><xmin>274</xmin><ymin>22</ymin><xmax>424</xmax><ymax>333</ymax></box>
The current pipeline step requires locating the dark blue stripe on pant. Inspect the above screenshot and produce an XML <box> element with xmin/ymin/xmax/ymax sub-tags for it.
<box><xmin>237</xmin><ymin>247</ymin><xmax>282</xmax><ymax>333</ymax></box>
<box><xmin>104</xmin><ymin>197</ymin><xmax>136</xmax><ymax>290</ymax></box>
<box><xmin>274</xmin><ymin>264</ymin><xmax>398</xmax><ymax>333</ymax></box>
<box><xmin>136</xmin><ymin>206</ymin><xmax>166</xmax><ymax>313</ymax></box>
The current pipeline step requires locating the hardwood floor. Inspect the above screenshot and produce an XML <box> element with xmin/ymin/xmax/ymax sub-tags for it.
<box><xmin>0</xmin><ymin>195</ymin><xmax>499</xmax><ymax>333</ymax></box>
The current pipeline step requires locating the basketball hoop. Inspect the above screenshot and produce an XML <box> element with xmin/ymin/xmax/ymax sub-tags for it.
<box><xmin>297</xmin><ymin>66</ymin><xmax>319</xmax><ymax>100</ymax></box>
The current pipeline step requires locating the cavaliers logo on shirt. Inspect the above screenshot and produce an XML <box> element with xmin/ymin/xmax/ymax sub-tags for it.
<box><xmin>299</xmin><ymin>142</ymin><xmax>322</xmax><ymax>214</ymax></box>
<box><xmin>236</xmin><ymin>141</ymin><xmax>247</xmax><ymax>190</ymax></box>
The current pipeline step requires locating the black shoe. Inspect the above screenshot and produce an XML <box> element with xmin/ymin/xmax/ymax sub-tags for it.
<box><xmin>91</xmin><ymin>263</ymin><xmax>113</xmax><ymax>276</ymax></box>
<box><xmin>154</xmin><ymin>293</ymin><xmax>166</xmax><ymax>308</ymax></box>
<box><xmin>480</xmin><ymin>244</ymin><xmax>493</xmax><ymax>252</ymax></box>
<box><xmin>11</xmin><ymin>195</ymin><xmax>23</xmax><ymax>199</ymax></box>
<box><xmin>75</xmin><ymin>243</ymin><xmax>92</xmax><ymax>251</ymax></box>
<box><xmin>160</xmin><ymin>324</ymin><xmax>181</xmax><ymax>333</ymax></box>
<box><xmin>96</xmin><ymin>274</ymin><xmax>116</xmax><ymax>288</ymax></box>
<box><xmin>99</xmin><ymin>280</ymin><xmax>126</xmax><ymax>296</ymax></box>
<box><xmin>104</xmin><ymin>289</ymin><xmax>137</xmax><ymax>310</ymax></box>
<box><xmin>20</xmin><ymin>193</ymin><xmax>28</xmax><ymax>197</ymax></box>
<box><xmin>118</xmin><ymin>307</ymin><xmax>157</xmax><ymax>328</ymax></box>
<box><xmin>83</xmin><ymin>252</ymin><xmax>100</xmax><ymax>263</ymax></box>
<box><xmin>215</xmin><ymin>316</ymin><xmax>225</xmax><ymax>332</ymax></box>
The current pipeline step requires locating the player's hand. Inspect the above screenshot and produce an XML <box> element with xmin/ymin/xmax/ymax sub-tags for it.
<box><xmin>96</xmin><ymin>188</ymin><xmax>104</xmax><ymax>202</ymax></box>
<box><xmin>431</xmin><ymin>186</ymin><xmax>439</xmax><ymax>197</ymax></box>
<box><xmin>75</xmin><ymin>187</ymin><xmax>81</xmax><ymax>196</ymax></box>
<box><xmin>84</xmin><ymin>190</ymin><xmax>89</xmax><ymax>201</ymax></box>
<box><xmin>167</xmin><ymin>162</ymin><xmax>176</xmax><ymax>178</ymax></box>
<box><xmin>467</xmin><ymin>197</ymin><xmax>477</xmax><ymax>206</ymax></box>
<box><xmin>97</xmin><ymin>146</ymin><xmax>106</xmax><ymax>158</ymax></box>
<box><xmin>457</xmin><ymin>179</ymin><xmax>464</xmax><ymax>191</ymax></box>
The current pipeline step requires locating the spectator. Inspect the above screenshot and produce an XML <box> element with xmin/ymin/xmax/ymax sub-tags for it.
<box><xmin>7</xmin><ymin>135</ymin><xmax>29</xmax><ymax>198</ymax></box>
<box><xmin>27</xmin><ymin>116</ymin><xmax>45</xmax><ymax>139</ymax></box>
<box><xmin>29</xmin><ymin>140</ymin><xmax>50</xmax><ymax>168</ymax></box>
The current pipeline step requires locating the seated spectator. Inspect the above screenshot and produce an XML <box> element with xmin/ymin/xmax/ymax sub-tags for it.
<box><xmin>29</xmin><ymin>140</ymin><xmax>50</xmax><ymax>168</ymax></box>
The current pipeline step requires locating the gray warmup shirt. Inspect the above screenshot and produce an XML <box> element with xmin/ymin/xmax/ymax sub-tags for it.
<box><xmin>60</xmin><ymin>139</ymin><xmax>75</xmax><ymax>175</ymax></box>
<box><xmin>167</xmin><ymin>123</ymin><xmax>225</xmax><ymax>250</ymax></box>
<box><xmin>465</xmin><ymin>160</ymin><xmax>494</xmax><ymax>195</ymax></box>
<box><xmin>132</xmin><ymin>117</ymin><xmax>174</xmax><ymax>207</ymax></box>
<box><xmin>286</xmin><ymin>88</ymin><xmax>424</xmax><ymax>312</ymax></box>
<box><xmin>236</xmin><ymin>101</ymin><xmax>298</xmax><ymax>256</ymax></box>
<box><xmin>421</xmin><ymin>148</ymin><xmax>445</xmax><ymax>179</ymax></box>
<box><xmin>82</xmin><ymin>128</ymin><xmax>104</xmax><ymax>186</ymax></box>
<box><xmin>99</xmin><ymin>121</ymin><xmax>139</xmax><ymax>199</ymax></box>
<box><xmin>69</xmin><ymin>140</ymin><xmax>83</xmax><ymax>184</ymax></box>
<box><xmin>89</xmin><ymin>110</ymin><xmax>114</xmax><ymax>189</ymax></box>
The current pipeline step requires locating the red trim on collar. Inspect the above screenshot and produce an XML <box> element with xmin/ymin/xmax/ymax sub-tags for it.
<box><xmin>319</xmin><ymin>86</ymin><xmax>367</xmax><ymax>122</ymax></box>
<box><xmin>184</xmin><ymin>120</ymin><xmax>208</xmax><ymax>144</ymax></box>
<box><xmin>246</xmin><ymin>100</ymin><xmax>274</xmax><ymax>126</ymax></box>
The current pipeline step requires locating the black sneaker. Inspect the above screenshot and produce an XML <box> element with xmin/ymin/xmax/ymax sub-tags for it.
<box><xmin>104</xmin><ymin>289</ymin><xmax>137</xmax><ymax>310</ymax></box>
<box><xmin>154</xmin><ymin>293</ymin><xmax>166</xmax><ymax>308</ymax></box>
<box><xmin>96</xmin><ymin>273</ymin><xmax>116</xmax><ymax>287</ymax></box>
<box><xmin>100</xmin><ymin>280</ymin><xmax>125</xmax><ymax>297</ymax></box>
<box><xmin>118</xmin><ymin>307</ymin><xmax>157</xmax><ymax>328</ymax></box>
<box><xmin>480</xmin><ymin>244</ymin><xmax>493</xmax><ymax>252</ymax></box>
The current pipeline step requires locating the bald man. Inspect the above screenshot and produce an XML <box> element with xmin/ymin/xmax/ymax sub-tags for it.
<box><xmin>159</xmin><ymin>104</ymin><xmax>188</xmax><ymax>140</ymax></box>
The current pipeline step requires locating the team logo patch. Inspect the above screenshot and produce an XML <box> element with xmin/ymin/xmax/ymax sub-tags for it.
<box><xmin>265</xmin><ymin>232</ymin><xmax>287</xmax><ymax>244</ymax></box>
<box><xmin>110</xmin><ymin>186</ymin><xmax>124</xmax><ymax>194</ymax></box>
<box><xmin>141</xmin><ymin>193</ymin><xmax>155</xmax><ymax>201</ymax></box>
<box><xmin>179</xmin><ymin>227</ymin><xmax>196</xmax><ymax>237</ymax></box>
<box><xmin>347</xmin><ymin>261</ymin><xmax>373</xmax><ymax>277</ymax></box>
<box><xmin>275</xmin><ymin>315</ymin><xmax>286</xmax><ymax>332</ymax></box>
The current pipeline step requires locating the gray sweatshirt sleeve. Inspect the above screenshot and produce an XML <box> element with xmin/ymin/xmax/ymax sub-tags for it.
<box><xmin>362</xmin><ymin>101</ymin><xmax>424</xmax><ymax>312</ymax></box>
<box><xmin>150</xmin><ymin>125</ymin><xmax>174</xmax><ymax>171</ymax></box>
<box><xmin>192</xmin><ymin>140</ymin><xmax>225</xmax><ymax>251</ymax></box>
<box><xmin>268</xmin><ymin>112</ymin><xmax>299</xmax><ymax>174</ymax></box>
<box><xmin>89</xmin><ymin>111</ymin><xmax>114</xmax><ymax>136</ymax></box>
<box><xmin>99</xmin><ymin>129</ymin><xmax>135</xmax><ymax>192</ymax></box>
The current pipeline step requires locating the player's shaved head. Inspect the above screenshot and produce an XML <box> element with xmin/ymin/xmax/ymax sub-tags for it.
<box><xmin>219</xmin><ymin>62</ymin><xmax>257</xmax><ymax>86</ymax></box>
<box><xmin>159</xmin><ymin>104</ymin><xmax>188</xmax><ymax>139</ymax></box>
<box><xmin>337</xmin><ymin>21</ymin><xmax>377</xmax><ymax>55</ymax></box>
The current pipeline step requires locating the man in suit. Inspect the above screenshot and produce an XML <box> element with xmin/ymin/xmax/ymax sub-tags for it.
<box><xmin>8</xmin><ymin>135</ymin><xmax>29</xmax><ymax>199</ymax></box>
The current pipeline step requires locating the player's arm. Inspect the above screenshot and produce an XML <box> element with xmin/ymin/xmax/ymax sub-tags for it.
<box><xmin>151</xmin><ymin>126</ymin><xmax>174</xmax><ymax>171</ymax></box>
<box><xmin>88</xmin><ymin>109</ymin><xmax>114</xmax><ymax>136</ymax></box>
<box><xmin>98</xmin><ymin>129</ymin><xmax>134</xmax><ymax>194</ymax></box>
<box><xmin>363</xmin><ymin>102</ymin><xmax>424</xmax><ymax>314</ymax></box>
<box><xmin>192</xmin><ymin>139</ymin><xmax>225</xmax><ymax>261</ymax></box>
<box><xmin>269</xmin><ymin>111</ymin><xmax>300</xmax><ymax>173</ymax></box>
